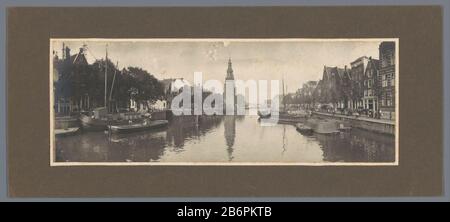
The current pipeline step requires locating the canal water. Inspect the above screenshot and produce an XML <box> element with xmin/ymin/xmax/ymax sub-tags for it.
<box><xmin>55</xmin><ymin>115</ymin><xmax>395</xmax><ymax>163</ymax></box>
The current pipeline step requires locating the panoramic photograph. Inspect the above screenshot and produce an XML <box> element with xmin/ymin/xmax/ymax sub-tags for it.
<box><xmin>50</xmin><ymin>39</ymin><xmax>398</xmax><ymax>165</ymax></box>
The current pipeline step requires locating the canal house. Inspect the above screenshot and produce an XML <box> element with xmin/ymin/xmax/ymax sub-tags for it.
<box><xmin>378</xmin><ymin>41</ymin><xmax>396</xmax><ymax>120</ymax></box>
<box><xmin>53</xmin><ymin>44</ymin><xmax>92</xmax><ymax>115</ymax></box>
<box><xmin>362</xmin><ymin>57</ymin><xmax>380</xmax><ymax>117</ymax></box>
<box><xmin>314</xmin><ymin>66</ymin><xmax>348</xmax><ymax>111</ymax></box>
<box><xmin>349</xmin><ymin>56</ymin><xmax>369</xmax><ymax>111</ymax></box>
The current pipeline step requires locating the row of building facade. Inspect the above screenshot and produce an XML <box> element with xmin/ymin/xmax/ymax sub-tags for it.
<box><xmin>53</xmin><ymin>44</ymin><xmax>174</xmax><ymax>115</ymax></box>
<box><xmin>311</xmin><ymin>41</ymin><xmax>396</xmax><ymax>120</ymax></box>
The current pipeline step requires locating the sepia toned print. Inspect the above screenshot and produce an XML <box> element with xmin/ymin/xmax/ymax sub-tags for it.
<box><xmin>50</xmin><ymin>39</ymin><xmax>398</xmax><ymax>166</ymax></box>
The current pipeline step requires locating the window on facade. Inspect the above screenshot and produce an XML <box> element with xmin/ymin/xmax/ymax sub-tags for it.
<box><xmin>368</xmin><ymin>79</ymin><xmax>372</xmax><ymax>88</ymax></box>
<box><xmin>382</xmin><ymin>58</ymin><xmax>388</xmax><ymax>67</ymax></box>
<box><xmin>382</xmin><ymin>51</ymin><xmax>393</xmax><ymax>67</ymax></box>
<box><xmin>386</xmin><ymin>91</ymin><xmax>392</xmax><ymax>106</ymax></box>
<box><xmin>385</xmin><ymin>74</ymin><xmax>392</xmax><ymax>88</ymax></box>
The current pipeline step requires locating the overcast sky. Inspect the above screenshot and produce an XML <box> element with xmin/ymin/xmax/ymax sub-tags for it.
<box><xmin>52</xmin><ymin>39</ymin><xmax>383</xmax><ymax>93</ymax></box>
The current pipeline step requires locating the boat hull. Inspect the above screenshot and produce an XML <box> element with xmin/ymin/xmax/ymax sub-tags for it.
<box><xmin>79</xmin><ymin>114</ymin><xmax>108</xmax><ymax>131</ymax></box>
<box><xmin>257</xmin><ymin>111</ymin><xmax>271</xmax><ymax>119</ymax></box>
<box><xmin>295</xmin><ymin>123</ymin><xmax>313</xmax><ymax>135</ymax></box>
<box><xmin>55</xmin><ymin>116</ymin><xmax>79</xmax><ymax>129</ymax></box>
<box><xmin>338</xmin><ymin>127</ymin><xmax>352</xmax><ymax>132</ymax></box>
<box><xmin>55</xmin><ymin>127</ymin><xmax>80</xmax><ymax>137</ymax></box>
<box><xmin>110</xmin><ymin>120</ymin><xmax>169</xmax><ymax>134</ymax></box>
<box><xmin>305</xmin><ymin>119</ymin><xmax>340</xmax><ymax>134</ymax></box>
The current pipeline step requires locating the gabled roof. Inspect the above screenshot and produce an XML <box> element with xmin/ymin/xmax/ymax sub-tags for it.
<box><xmin>324</xmin><ymin>66</ymin><xmax>348</xmax><ymax>80</ymax></box>
<box><xmin>372</xmin><ymin>59</ymin><xmax>380</xmax><ymax>69</ymax></box>
<box><xmin>306</xmin><ymin>80</ymin><xmax>318</xmax><ymax>86</ymax></box>
<box><xmin>314</xmin><ymin>79</ymin><xmax>323</xmax><ymax>92</ymax></box>
<box><xmin>366</xmin><ymin>58</ymin><xmax>380</xmax><ymax>71</ymax></box>
<box><xmin>350</xmin><ymin>56</ymin><xmax>369</xmax><ymax>65</ymax></box>
<box><xmin>70</xmin><ymin>51</ymin><xmax>88</xmax><ymax>65</ymax></box>
<box><xmin>337</xmin><ymin>68</ymin><xmax>346</xmax><ymax>79</ymax></box>
<box><xmin>316</xmin><ymin>79</ymin><xmax>323</xmax><ymax>87</ymax></box>
<box><xmin>344</xmin><ymin>68</ymin><xmax>352</xmax><ymax>80</ymax></box>
<box><xmin>323</xmin><ymin>66</ymin><xmax>336</xmax><ymax>79</ymax></box>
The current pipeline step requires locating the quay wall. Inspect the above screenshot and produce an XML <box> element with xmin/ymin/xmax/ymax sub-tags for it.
<box><xmin>312</xmin><ymin>112</ymin><xmax>395</xmax><ymax>135</ymax></box>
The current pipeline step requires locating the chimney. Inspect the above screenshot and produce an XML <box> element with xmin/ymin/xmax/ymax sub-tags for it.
<box><xmin>62</xmin><ymin>43</ymin><xmax>65</xmax><ymax>60</ymax></box>
<box><xmin>65</xmin><ymin>46</ymin><xmax>71</xmax><ymax>61</ymax></box>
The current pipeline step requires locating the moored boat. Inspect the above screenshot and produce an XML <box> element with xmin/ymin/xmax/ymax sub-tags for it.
<box><xmin>257</xmin><ymin>109</ymin><xmax>271</xmax><ymax>119</ymax></box>
<box><xmin>296</xmin><ymin>123</ymin><xmax>313</xmax><ymax>135</ymax></box>
<box><xmin>55</xmin><ymin>127</ymin><xmax>79</xmax><ymax>136</ymax></box>
<box><xmin>338</xmin><ymin>123</ymin><xmax>352</xmax><ymax>132</ymax></box>
<box><xmin>55</xmin><ymin>116</ymin><xmax>79</xmax><ymax>129</ymax></box>
<box><xmin>277</xmin><ymin>111</ymin><xmax>309</xmax><ymax>123</ymax></box>
<box><xmin>109</xmin><ymin>119</ymin><xmax>169</xmax><ymax>134</ymax></box>
<box><xmin>80</xmin><ymin>107</ymin><xmax>145</xmax><ymax>131</ymax></box>
<box><xmin>306</xmin><ymin>118</ymin><xmax>340</xmax><ymax>134</ymax></box>
<box><xmin>79</xmin><ymin>108</ymin><xmax>110</xmax><ymax>131</ymax></box>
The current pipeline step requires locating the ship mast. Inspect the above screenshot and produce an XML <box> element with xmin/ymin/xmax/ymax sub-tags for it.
<box><xmin>104</xmin><ymin>44</ymin><xmax>108</xmax><ymax>108</ymax></box>
<box><xmin>109</xmin><ymin>61</ymin><xmax>119</xmax><ymax>112</ymax></box>
<box><xmin>282</xmin><ymin>74</ymin><xmax>286</xmax><ymax>112</ymax></box>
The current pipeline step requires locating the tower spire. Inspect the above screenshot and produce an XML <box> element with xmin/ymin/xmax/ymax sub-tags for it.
<box><xmin>224</xmin><ymin>57</ymin><xmax>237</xmax><ymax>115</ymax></box>
<box><xmin>226</xmin><ymin>57</ymin><xmax>234</xmax><ymax>80</ymax></box>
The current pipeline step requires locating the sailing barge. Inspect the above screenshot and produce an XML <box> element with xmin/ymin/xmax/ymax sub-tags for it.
<box><xmin>80</xmin><ymin>107</ymin><xmax>150</xmax><ymax>131</ymax></box>
<box><xmin>79</xmin><ymin>107</ymin><xmax>111</xmax><ymax>131</ymax></box>
<box><xmin>109</xmin><ymin>119</ymin><xmax>169</xmax><ymax>134</ymax></box>
<box><xmin>78</xmin><ymin>44</ymin><xmax>167</xmax><ymax>131</ymax></box>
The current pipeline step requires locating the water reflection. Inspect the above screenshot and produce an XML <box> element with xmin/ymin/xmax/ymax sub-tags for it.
<box><xmin>55</xmin><ymin>115</ymin><xmax>395</xmax><ymax>163</ymax></box>
<box><xmin>224</xmin><ymin>116</ymin><xmax>236</xmax><ymax>161</ymax></box>
<box><xmin>315</xmin><ymin>130</ymin><xmax>395</xmax><ymax>162</ymax></box>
